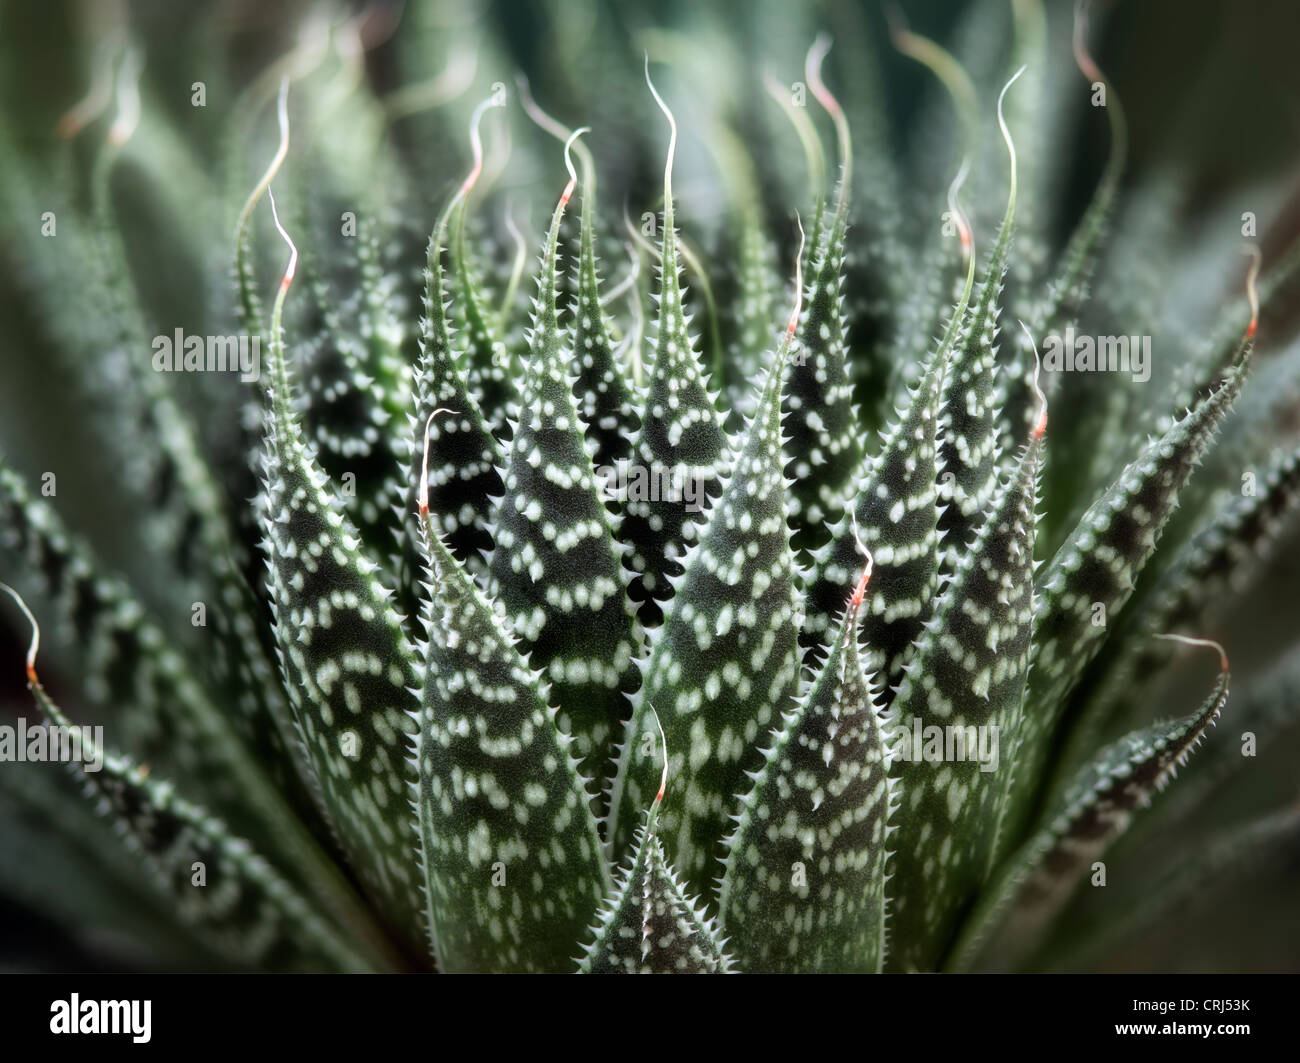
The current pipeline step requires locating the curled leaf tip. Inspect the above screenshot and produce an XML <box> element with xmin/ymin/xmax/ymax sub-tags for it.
<box><xmin>348</xmin><ymin>0</ymin><xmax>403</xmax><ymax>52</ymax></box>
<box><xmin>650</xmin><ymin>706</ymin><xmax>668</xmax><ymax>811</ymax></box>
<box><xmin>762</xmin><ymin>68</ymin><xmax>826</xmax><ymax>206</ymax></box>
<box><xmin>106</xmin><ymin>46</ymin><xmax>143</xmax><ymax>148</ymax></box>
<box><xmin>460</xmin><ymin>91</ymin><xmax>503</xmax><ymax>197</ymax></box>
<box><xmin>1155</xmin><ymin>633</ymin><xmax>1229</xmax><ymax>674</ymax></box>
<box><xmin>888</xmin><ymin>5</ymin><xmax>977</xmax><ymax>135</ymax></box>
<box><xmin>514</xmin><ymin>71</ymin><xmax>544</xmax><ymax>120</ymax></box>
<box><xmin>1243</xmin><ymin>244</ymin><xmax>1261</xmax><ymax>339</ymax></box>
<box><xmin>56</xmin><ymin>45</ymin><xmax>118</xmax><ymax>139</ymax></box>
<box><xmin>267</xmin><ymin>187</ymin><xmax>297</xmax><ymax>295</ymax></box>
<box><xmin>559</xmin><ymin>126</ymin><xmax>589</xmax><ymax>209</ymax></box>
<box><xmin>847</xmin><ymin>512</ymin><xmax>875</xmax><ymax>614</ymax></box>
<box><xmin>644</xmin><ymin>54</ymin><xmax>677</xmax><ymax>209</ymax></box>
<box><xmin>1072</xmin><ymin>0</ymin><xmax>1127</xmax><ymax>180</ymax></box>
<box><xmin>0</xmin><ymin>582</ymin><xmax>40</xmax><ymax>685</ymax></box>
<box><xmin>805</xmin><ymin>33</ymin><xmax>851</xmax><ymax>213</ymax></box>
<box><xmin>1019</xmin><ymin>319</ymin><xmax>1048</xmax><ymax>439</ymax></box>
<box><xmin>883</xmin><ymin>0</ymin><xmax>908</xmax><ymax>46</ymax></box>
<box><xmin>418</xmin><ymin>408</ymin><xmax>458</xmax><ymax>516</ymax></box>
<box><xmin>234</xmin><ymin>75</ymin><xmax>290</xmax><ymax>245</ymax></box>
<box><xmin>997</xmin><ymin>65</ymin><xmax>1027</xmax><ymax>206</ymax></box>
<box><xmin>805</xmin><ymin>34</ymin><xmax>839</xmax><ymax>119</ymax></box>
<box><xmin>786</xmin><ymin>212</ymin><xmax>806</xmax><ymax>339</ymax></box>
<box><xmin>948</xmin><ymin>157</ymin><xmax>973</xmax><ymax>262</ymax></box>
<box><xmin>516</xmin><ymin>72</ymin><xmax>568</xmax><ymax>142</ymax></box>
<box><xmin>1072</xmin><ymin>0</ymin><xmax>1104</xmax><ymax>86</ymax></box>
<box><xmin>428</xmin><ymin>89</ymin><xmax>507</xmax><ymax>250</ymax></box>
<box><xmin>383</xmin><ymin>46</ymin><xmax>476</xmax><ymax>120</ymax></box>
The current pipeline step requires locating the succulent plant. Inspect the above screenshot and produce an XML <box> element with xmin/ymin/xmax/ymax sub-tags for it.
<box><xmin>2</xmin><ymin>0</ymin><xmax>1299</xmax><ymax>975</ymax></box>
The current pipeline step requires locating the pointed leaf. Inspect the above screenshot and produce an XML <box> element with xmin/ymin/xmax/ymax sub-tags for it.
<box><xmin>952</xmin><ymin>655</ymin><xmax>1229</xmax><ymax>972</ymax></box>
<box><xmin>0</xmin><ymin>464</ymin><xmax>373</xmax><ymax>929</ymax></box>
<box><xmin>412</xmin><ymin>515</ymin><xmax>611</xmax><ymax>972</ymax></box>
<box><xmin>577</xmin><ymin>816</ymin><xmax>732</xmax><ymax>974</ymax></box>
<box><xmin>257</xmin><ymin>227</ymin><xmax>424</xmax><ymax>941</ymax></box>
<box><xmin>785</xmin><ymin>212</ymin><xmax>861</xmax><ymax>553</ymax></box>
<box><xmin>937</xmin><ymin>101</ymin><xmax>1018</xmax><ymax>557</ymax></box>
<box><xmin>609</xmin><ymin>330</ymin><xmax>801</xmax><ymax>902</ymax></box>
<box><xmin>886</xmin><ymin>428</ymin><xmax>1043</xmax><ymax>971</ymax></box>
<box><xmin>1059</xmin><ymin>441</ymin><xmax>1300</xmax><ymax>774</ymax></box>
<box><xmin>620</xmin><ymin>69</ymin><xmax>728</xmax><ymax>622</ymax></box>
<box><xmin>572</xmin><ymin>179</ymin><xmax>638</xmax><ymax>470</ymax></box>
<box><xmin>20</xmin><ymin>670</ymin><xmax>379</xmax><ymax>973</ymax></box>
<box><xmin>804</xmin><ymin>344</ymin><xmax>946</xmax><ymax>690</ymax></box>
<box><xmin>402</xmin><ymin>213</ymin><xmax>505</xmax><ymax>581</ymax></box>
<box><xmin>453</xmin><ymin>206</ymin><xmax>516</xmax><ymax>434</ymax></box>
<box><xmin>488</xmin><ymin>172</ymin><xmax>640</xmax><ymax>806</ymax></box>
<box><xmin>1006</xmin><ymin>344</ymin><xmax>1250</xmax><ymax>833</ymax></box>
<box><xmin>718</xmin><ymin>584</ymin><xmax>891</xmax><ymax>973</ymax></box>
<box><xmin>298</xmin><ymin>214</ymin><xmax>413</xmax><ymax>563</ymax></box>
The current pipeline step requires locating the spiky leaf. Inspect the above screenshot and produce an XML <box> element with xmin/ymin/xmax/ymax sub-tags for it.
<box><xmin>488</xmin><ymin>181</ymin><xmax>639</xmax><ymax>803</ymax></box>
<box><xmin>412</xmin><ymin>514</ymin><xmax>611</xmax><ymax>972</ymax></box>
<box><xmin>609</xmin><ymin>334</ymin><xmax>801</xmax><ymax>902</ymax></box>
<box><xmin>886</xmin><ymin>426</ymin><xmax>1043</xmax><ymax>971</ymax></box>
<box><xmin>953</xmin><ymin>655</ymin><xmax>1229</xmax><ymax>972</ymax></box>
<box><xmin>258</xmin><ymin>266</ymin><xmax>423</xmax><ymax>942</ymax></box>
<box><xmin>1006</xmin><ymin>344</ymin><xmax>1250</xmax><ymax>833</ymax></box>
<box><xmin>804</xmin><ymin>344</ymin><xmax>946</xmax><ymax>688</ymax></box>
<box><xmin>619</xmin><ymin>74</ymin><xmax>728</xmax><ymax>621</ymax></box>
<box><xmin>578</xmin><ymin>814</ymin><xmax>731</xmax><ymax>974</ymax></box>
<box><xmin>22</xmin><ymin>674</ymin><xmax>379</xmax><ymax>973</ymax></box>
<box><xmin>718</xmin><ymin>584</ymin><xmax>891</xmax><ymax>973</ymax></box>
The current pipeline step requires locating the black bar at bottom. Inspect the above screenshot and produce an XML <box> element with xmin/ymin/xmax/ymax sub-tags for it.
<box><xmin>0</xmin><ymin>972</ymin><xmax>1292</xmax><ymax>1051</ymax></box>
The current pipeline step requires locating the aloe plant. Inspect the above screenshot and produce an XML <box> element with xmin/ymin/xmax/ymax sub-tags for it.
<box><xmin>1</xmin><ymin>0</ymin><xmax>1298</xmax><ymax>974</ymax></box>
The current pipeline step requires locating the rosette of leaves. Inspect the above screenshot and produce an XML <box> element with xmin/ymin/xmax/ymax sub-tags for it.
<box><xmin>1</xmin><ymin>0</ymin><xmax>1299</xmax><ymax>974</ymax></box>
